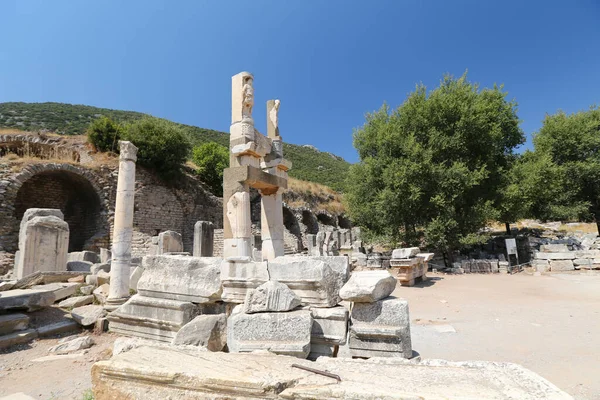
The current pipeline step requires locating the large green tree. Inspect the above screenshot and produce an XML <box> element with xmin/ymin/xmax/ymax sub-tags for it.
<box><xmin>345</xmin><ymin>73</ymin><xmax>524</xmax><ymax>262</ymax></box>
<box><xmin>527</xmin><ymin>106</ymin><xmax>600</xmax><ymax>232</ymax></box>
<box><xmin>191</xmin><ymin>142</ymin><xmax>229</xmax><ymax>196</ymax></box>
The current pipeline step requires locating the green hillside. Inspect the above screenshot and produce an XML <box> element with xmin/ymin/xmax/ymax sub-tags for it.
<box><xmin>0</xmin><ymin>102</ymin><xmax>350</xmax><ymax>191</ymax></box>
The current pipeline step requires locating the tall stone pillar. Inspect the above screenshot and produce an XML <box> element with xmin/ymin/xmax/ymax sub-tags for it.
<box><xmin>260</xmin><ymin>189</ymin><xmax>284</xmax><ymax>261</ymax></box>
<box><xmin>106</xmin><ymin>141</ymin><xmax>138</xmax><ymax>310</ymax></box>
<box><xmin>193</xmin><ymin>221</ymin><xmax>214</xmax><ymax>257</ymax></box>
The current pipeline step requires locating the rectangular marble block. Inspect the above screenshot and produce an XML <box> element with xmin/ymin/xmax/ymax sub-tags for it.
<box><xmin>227</xmin><ymin>307</ymin><xmax>312</xmax><ymax>358</ymax></box>
<box><xmin>267</xmin><ymin>256</ymin><xmax>349</xmax><ymax>307</ymax></box>
<box><xmin>108</xmin><ymin>295</ymin><xmax>201</xmax><ymax>342</ymax></box>
<box><xmin>311</xmin><ymin>306</ymin><xmax>348</xmax><ymax>345</ymax></box>
<box><xmin>349</xmin><ymin>297</ymin><xmax>412</xmax><ymax>359</ymax></box>
<box><xmin>220</xmin><ymin>260</ymin><xmax>269</xmax><ymax>303</ymax></box>
<box><xmin>138</xmin><ymin>255</ymin><xmax>222</xmax><ymax>303</ymax></box>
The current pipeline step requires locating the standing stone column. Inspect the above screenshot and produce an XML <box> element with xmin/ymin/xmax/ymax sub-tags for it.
<box><xmin>193</xmin><ymin>221</ymin><xmax>214</xmax><ymax>257</ymax></box>
<box><xmin>260</xmin><ymin>189</ymin><xmax>284</xmax><ymax>261</ymax></box>
<box><xmin>106</xmin><ymin>141</ymin><xmax>138</xmax><ymax>310</ymax></box>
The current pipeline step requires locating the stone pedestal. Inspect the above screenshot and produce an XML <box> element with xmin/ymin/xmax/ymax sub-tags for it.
<box><xmin>390</xmin><ymin>258</ymin><xmax>426</xmax><ymax>286</ymax></box>
<box><xmin>348</xmin><ymin>296</ymin><xmax>412</xmax><ymax>358</ymax></box>
<box><xmin>107</xmin><ymin>141</ymin><xmax>138</xmax><ymax>310</ymax></box>
<box><xmin>16</xmin><ymin>213</ymin><xmax>69</xmax><ymax>279</ymax></box>
<box><xmin>193</xmin><ymin>221</ymin><xmax>214</xmax><ymax>257</ymax></box>
<box><xmin>158</xmin><ymin>231</ymin><xmax>183</xmax><ymax>254</ymax></box>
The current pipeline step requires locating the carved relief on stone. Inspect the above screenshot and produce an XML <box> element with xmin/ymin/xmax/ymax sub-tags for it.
<box><xmin>226</xmin><ymin>191</ymin><xmax>251</xmax><ymax>238</ymax></box>
<box><xmin>242</xmin><ymin>75</ymin><xmax>254</xmax><ymax>121</ymax></box>
<box><xmin>269</xmin><ymin>99</ymin><xmax>280</xmax><ymax>137</ymax></box>
<box><xmin>119</xmin><ymin>141</ymin><xmax>138</xmax><ymax>162</ymax></box>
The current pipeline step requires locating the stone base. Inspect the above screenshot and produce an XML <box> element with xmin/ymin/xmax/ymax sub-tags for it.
<box><xmin>390</xmin><ymin>260</ymin><xmax>427</xmax><ymax>287</ymax></box>
<box><xmin>220</xmin><ymin>260</ymin><xmax>269</xmax><ymax>303</ymax></box>
<box><xmin>0</xmin><ymin>329</ymin><xmax>38</xmax><ymax>349</ymax></box>
<box><xmin>91</xmin><ymin>346</ymin><xmax>573</xmax><ymax>400</ymax></box>
<box><xmin>349</xmin><ymin>297</ymin><xmax>412</xmax><ymax>359</ymax></box>
<box><xmin>107</xmin><ymin>295</ymin><xmax>201</xmax><ymax>342</ymax></box>
<box><xmin>227</xmin><ymin>307</ymin><xmax>312</xmax><ymax>358</ymax></box>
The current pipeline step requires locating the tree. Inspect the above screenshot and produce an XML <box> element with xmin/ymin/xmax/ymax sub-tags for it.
<box><xmin>87</xmin><ymin>116</ymin><xmax>122</xmax><ymax>152</ymax></box>
<box><xmin>345</xmin><ymin>73</ymin><xmax>524</xmax><ymax>263</ymax></box>
<box><xmin>191</xmin><ymin>142</ymin><xmax>229</xmax><ymax>196</ymax></box>
<box><xmin>123</xmin><ymin>117</ymin><xmax>190</xmax><ymax>178</ymax></box>
<box><xmin>527</xmin><ymin>106</ymin><xmax>600</xmax><ymax>232</ymax></box>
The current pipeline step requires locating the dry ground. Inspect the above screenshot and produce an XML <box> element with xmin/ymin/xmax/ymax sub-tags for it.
<box><xmin>1</xmin><ymin>271</ymin><xmax>598</xmax><ymax>399</ymax></box>
<box><xmin>398</xmin><ymin>271</ymin><xmax>600</xmax><ymax>400</ymax></box>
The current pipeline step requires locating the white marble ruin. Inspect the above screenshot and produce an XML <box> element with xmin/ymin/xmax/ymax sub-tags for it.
<box><xmin>193</xmin><ymin>221</ymin><xmax>214</xmax><ymax>257</ymax></box>
<box><xmin>106</xmin><ymin>141</ymin><xmax>138</xmax><ymax>309</ymax></box>
<box><xmin>15</xmin><ymin>209</ymin><xmax>69</xmax><ymax>279</ymax></box>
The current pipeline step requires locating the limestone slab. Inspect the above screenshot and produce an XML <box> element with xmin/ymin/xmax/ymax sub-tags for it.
<box><xmin>244</xmin><ymin>281</ymin><xmax>301</xmax><ymax>313</ymax></box>
<box><xmin>58</xmin><ymin>295</ymin><xmax>94</xmax><ymax>309</ymax></box>
<box><xmin>550</xmin><ymin>260</ymin><xmax>575</xmax><ymax>271</ymax></box>
<box><xmin>0</xmin><ymin>288</ymin><xmax>55</xmax><ymax>312</ymax></box>
<box><xmin>137</xmin><ymin>255</ymin><xmax>222</xmax><ymax>303</ymax></box>
<box><xmin>49</xmin><ymin>335</ymin><xmax>94</xmax><ymax>354</ymax></box>
<box><xmin>172</xmin><ymin>314</ymin><xmax>227</xmax><ymax>351</ymax></box>
<box><xmin>90</xmin><ymin>346</ymin><xmax>573</xmax><ymax>400</ymax></box>
<box><xmin>540</xmin><ymin>244</ymin><xmax>569</xmax><ymax>253</ymax></box>
<box><xmin>90</xmin><ymin>263</ymin><xmax>111</xmax><ymax>274</ymax></box>
<box><xmin>31</xmin><ymin>282</ymin><xmax>82</xmax><ymax>301</ymax></box>
<box><xmin>37</xmin><ymin>320</ymin><xmax>80</xmax><ymax>337</ymax></box>
<box><xmin>71</xmin><ymin>305</ymin><xmax>107</xmax><ymax>327</ymax></box>
<box><xmin>158</xmin><ymin>230</ymin><xmax>183</xmax><ymax>254</ymax></box>
<box><xmin>228</xmin><ymin>306</ymin><xmax>312</xmax><ymax>358</ymax></box>
<box><xmin>392</xmin><ymin>247</ymin><xmax>420</xmax><ymax>259</ymax></box>
<box><xmin>68</xmin><ymin>251</ymin><xmax>100</xmax><ymax>264</ymax></box>
<box><xmin>193</xmin><ymin>221</ymin><xmax>214</xmax><ymax>257</ymax></box>
<box><xmin>0</xmin><ymin>329</ymin><xmax>37</xmax><ymax>349</ymax></box>
<box><xmin>0</xmin><ymin>313</ymin><xmax>29</xmax><ymax>335</ymax></box>
<box><xmin>339</xmin><ymin>270</ymin><xmax>397</xmax><ymax>302</ymax></box>
<box><xmin>535</xmin><ymin>252</ymin><xmax>576</xmax><ymax>260</ymax></box>
<box><xmin>310</xmin><ymin>305</ymin><xmax>348</xmax><ymax>345</ymax></box>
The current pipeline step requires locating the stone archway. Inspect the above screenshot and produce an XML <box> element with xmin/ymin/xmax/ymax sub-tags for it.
<box><xmin>0</xmin><ymin>163</ymin><xmax>110</xmax><ymax>253</ymax></box>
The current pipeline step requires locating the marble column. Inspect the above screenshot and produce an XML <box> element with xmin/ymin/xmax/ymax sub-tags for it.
<box><xmin>106</xmin><ymin>141</ymin><xmax>138</xmax><ymax>310</ymax></box>
<box><xmin>193</xmin><ymin>221</ymin><xmax>214</xmax><ymax>257</ymax></box>
<box><xmin>260</xmin><ymin>188</ymin><xmax>285</xmax><ymax>261</ymax></box>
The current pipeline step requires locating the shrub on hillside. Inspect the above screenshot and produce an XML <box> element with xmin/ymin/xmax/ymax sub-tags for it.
<box><xmin>191</xmin><ymin>142</ymin><xmax>229</xmax><ymax>196</ymax></box>
<box><xmin>123</xmin><ymin>117</ymin><xmax>190</xmax><ymax>178</ymax></box>
<box><xmin>87</xmin><ymin>116</ymin><xmax>122</xmax><ymax>152</ymax></box>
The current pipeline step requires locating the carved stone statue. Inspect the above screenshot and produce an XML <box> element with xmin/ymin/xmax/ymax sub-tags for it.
<box><xmin>242</xmin><ymin>76</ymin><xmax>254</xmax><ymax>121</ymax></box>
<box><xmin>269</xmin><ymin>99</ymin><xmax>280</xmax><ymax>136</ymax></box>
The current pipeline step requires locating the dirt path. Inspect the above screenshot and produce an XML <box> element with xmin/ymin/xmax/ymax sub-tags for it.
<box><xmin>396</xmin><ymin>271</ymin><xmax>600</xmax><ymax>400</ymax></box>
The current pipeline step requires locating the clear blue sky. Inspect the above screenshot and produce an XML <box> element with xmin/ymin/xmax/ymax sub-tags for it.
<box><xmin>1</xmin><ymin>1</ymin><xmax>599</xmax><ymax>163</ymax></box>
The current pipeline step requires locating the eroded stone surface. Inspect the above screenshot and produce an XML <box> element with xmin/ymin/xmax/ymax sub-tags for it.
<box><xmin>48</xmin><ymin>335</ymin><xmax>94</xmax><ymax>354</ymax></box>
<box><xmin>392</xmin><ymin>247</ymin><xmax>420</xmax><ymax>259</ymax></box>
<box><xmin>244</xmin><ymin>281</ymin><xmax>301</xmax><ymax>313</ymax></box>
<box><xmin>58</xmin><ymin>295</ymin><xmax>94</xmax><ymax>309</ymax></box>
<box><xmin>172</xmin><ymin>314</ymin><xmax>227</xmax><ymax>351</ymax></box>
<box><xmin>228</xmin><ymin>306</ymin><xmax>312</xmax><ymax>358</ymax></box>
<box><xmin>0</xmin><ymin>289</ymin><xmax>55</xmax><ymax>312</ymax></box>
<box><xmin>0</xmin><ymin>313</ymin><xmax>29</xmax><ymax>335</ymax></box>
<box><xmin>71</xmin><ymin>305</ymin><xmax>106</xmax><ymax>327</ymax></box>
<box><xmin>339</xmin><ymin>271</ymin><xmax>397</xmax><ymax>302</ymax></box>
<box><xmin>90</xmin><ymin>346</ymin><xmax>573</xmax><ymax>400</ymax></box>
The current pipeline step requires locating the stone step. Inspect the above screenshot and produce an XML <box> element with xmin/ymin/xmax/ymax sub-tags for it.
<box><xmin>37</xmin><ymin>320</ymin><xmax>80</xmax><ymax>338</ymax></box>
<box><xmin>0</xmin><ymin>329</ymin><xmax>37</xmax><ymax>349</ymax></box>
<box><xmin>0</xmin><ymin>313</ymin><xmax>29</xmax><ymax>335</ymax></box>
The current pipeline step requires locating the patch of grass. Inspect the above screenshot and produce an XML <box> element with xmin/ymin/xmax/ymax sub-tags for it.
<box><xmin>81</xmin><ymin>389</ymin><xmax>94</xmax><ymax>400</ymax></box>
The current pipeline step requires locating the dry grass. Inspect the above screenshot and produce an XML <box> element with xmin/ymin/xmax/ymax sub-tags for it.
<box><xmin>284</xmin><ymin>177</ymin><xmax>345</xmax><ymax>214</ymax></box>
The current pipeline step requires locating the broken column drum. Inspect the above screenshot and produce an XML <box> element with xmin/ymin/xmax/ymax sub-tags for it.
<box><xmin>107</xmin><ymin>141</ymin><xmax>138</xmax><ymax>308</ymax></box>
<box><xmin>223</xmin><ymin>72</ymin><xmax>291</xmax><ymax>260</ymax></box>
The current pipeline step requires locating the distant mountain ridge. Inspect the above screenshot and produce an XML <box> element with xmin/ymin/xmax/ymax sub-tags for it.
<box><xmin>0</xmin><ymin>102</ymin><xmax>350</xmax><ymax>191</ymax></box>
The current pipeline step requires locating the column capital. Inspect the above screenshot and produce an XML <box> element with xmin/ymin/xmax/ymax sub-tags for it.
<box><xmin>119</xmin><ymin>141</ymin><xmax>138</xmax><ymax>162</ymax></box>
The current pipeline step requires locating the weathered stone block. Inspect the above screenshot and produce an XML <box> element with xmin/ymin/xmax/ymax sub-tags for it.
<box><xmin>349</xmin><ymin>296</ymin><xmax>412</xmax><ymax>358</ymax></box>
<box><xmin>138</xmin><ymin>255</ymin><xmax>222</xmax><ymax>303</ymax></box>
<box><xmin>549</xmin><ymin>260</ymin><xmax>574</xmax><ymax>271</ymax></box>
<box><xmin>16</xmin><ymin>215</ymin><xmax>69</xmax><ymax>279</ymax></box>
<box><xmin>193</xmin><ymin>221</ymin><xmax>214</xmax><ymax>257</ymax></box>
<box><xmin>339</xmin><ymin>271</ymin><xmax>396</xmax><ymax>302</ymax></box>
<box><xmin>0</xmin><ymin>329</ymin><xmax>38</xmax><ymax>350</ymax></box>
<box><xmin>540</xmin><ymin>244</ymin><xmax>569</xmax><ymax>253</ymax></box>
<box><xmin>58</xmin><ymin>295</ymin><xmax>94</xmax><ymax>309</ymax></box>
<box><xmin>310</xmin><ymin>305</ymin><xmax>348</xmax><ymax>346</ymax></box>
<box><xmin>49</xmin><ymin>335</ymin><xmax>94</xmax><ymax>354</ymax></box>
<box><xmin>228</xmin><ymin>306</ymin><xmax>312</xmax><ymax>358</ymax></box>
<box><xmin>267</xmin><ymin>256</ymin><xmax>349</xmax><ymax>307</ymax></box>
<box><xmin>32</xmin><ymin>282</ymin><xmax>82</xmax><ymax>301</ymax></box>
<box><xmin>243</xmin><ymin>281</ymin><xmax>301</xmax><ymax>313</ymax></box>
<box><xmin>0</xmin><ymin>288</ymin><xmax>55</xmax><ymax>312</ymax></box>
<box><xmin>67</xmin><ymin>261</ymin><xmax>93</xmax><ymax>272</ymax></box>
<box><xmin>68</xmin><ymin>251</ymin><xmax>100</xmax><ymax>264</ymax></box>
<box><xmin>392</xmin><ymin>247</ymin><xmax>420</xmax><ymax>259</ymax></box>
<box><xmin>220</xmin><ymin>260</ymin><xmax>269</xmax><ymax>303</ymax></box>
<box><xmin>108</xmin><ymin>295</ymin><xmax>201</xmax><ymax>342</ymax></box>
<box><xmin>172</xmin><ymin>314</ymin><xmax>227</xmax><ymax>351</ymax></box>
<box><xmin>0</xmin><ymin>313</ymin><xmax>29</xmax><ymax>335</ymax></box>
<box><xmin>158</xmin><ymin>231</ymin><xmax>183</xmax><ymax>254</ymax></box>
<box><xmin>71</xmin><ymin>305</ymin><xmax>107</xmax><ymax>327</ymax></box>
<box><xmin>129</xmin><ymin>266</ymin><xmax>144</xmax><ymax>291</ymax></box>
<box><xmin>535</xmin><ymin>252</ymin><xmax>576</xmax><ymax>260</ymax></box>
<box><xmin>90</xmin><ymin>263</ymin><xmax>111</xmax><ymax>275</ymax></box>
